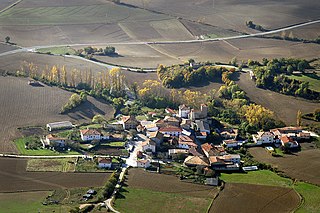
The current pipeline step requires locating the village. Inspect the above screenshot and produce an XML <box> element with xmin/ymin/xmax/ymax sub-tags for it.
<box><xmin>37</xmin><ymin>103</ymin><xmax>312</xmax><ymax>183</ymax></box>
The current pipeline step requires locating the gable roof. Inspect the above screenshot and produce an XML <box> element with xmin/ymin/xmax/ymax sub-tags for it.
<box><xmin>142</xmin><ymin>139</ymin><xmax>156</xmax><ymax>147</ymax></box>
<box><xmin>184</xmin><ymin>156</ymin><xmax>209</xmax><ymax>166</ymax></box>
<box><xmin>201</xmin><ymin>143</ymin><xmax>213</xmax><ymax>153</ymax></box>
<box><xmin>46</xmin><ymin>134</ymin><xmax>67</xmax><ymax>141</ymax></box>
<box><xmin>159</xmin><ymin>126</ymin><xmax>182</xmax><ymax>132</ymax></box>
<box><xmin>149</xmin><ymin>131</ymin><xmax>163</xmax><ymax>140</ymax></box>
<box><xmin>280</xmin><ymin>136</ymin><xmax>294</xmax><ymax>143</ymax></box>
<box><xmin>122</xmin><ymin>115</ymin><xmax>137</xmax><ymax>123</ymax></box>
<box><xmin>80</xmin><ymin>129</ymin><xmax>101</xmax><ymax>136</ymax></box>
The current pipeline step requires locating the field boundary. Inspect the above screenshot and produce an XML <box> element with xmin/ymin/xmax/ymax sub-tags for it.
<box><xmin>0</xmin><ymin>0</ymin><xmax>22</xmax><ymax>15</ymax></box>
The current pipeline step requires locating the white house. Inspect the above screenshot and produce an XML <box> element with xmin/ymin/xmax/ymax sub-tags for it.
<box><xmin>44</xmin><ymin>134</ymin><xmax>67</xmax><ymax>147</ymax></box>
<box><xmin>80</xmin><ymin>129</ymin><xmax>109</xmax><ymax>141</ymax></box>
<box><xmin>98</xmin><ymin>158</ymin><xmax>112</xmax><ymax>169</ymax></box>
<box><xmin>178</xmin><ymin>105</ymin><xmax>190</xmax><ymax>118</ymax></box>
<box><xmin>137</xmin><ymin>159</ymin><xmax>151</xmax><ymax>168</ymax></box>
<box><xmin>220</xmin><ymin>154</ymin><xmax>241</xmax><ymax>164</ymax></box>
<box><xmin>222</xmin><ymin>139</ymin><xmax>239</xmax><ymax>148</ymax></box>
<box><xmin>253</xmin><ymin>131</ymin><xmax>275</xmax><ymax>145</ymax></box>
<box><xmin>142</xmin><ymin>140</ymin><xmax>156</xmax><ymax>153</ymax></box>
<box><xmin>159</xmin><ymin>126</ymin><xmax>182</xmax><ymax>137</ymax></box>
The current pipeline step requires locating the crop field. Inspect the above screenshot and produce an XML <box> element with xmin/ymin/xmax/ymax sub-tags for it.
<box><xmin>114</xmin><ymin>168</ymin><xmax>218</xmax><ymax>213</ymax></box>
<box><xmin>0</xmin><ymin>158</ymin><xmax>110</xmax><ymax>192</ymax></box>
<box><xmin>236</xmin><ymin>71</ymin><xmax>320</xmax><ymax>125</ymax></box>
<box><xmin>26</xmin><ymin>158</ymin><xmax>77</xmax><ymax>172</ymax></box>
<box><xmin>249</xmin><ymin>147</ymin><xmax>320</xmax><ymax>186</ymax></box>
<box><xmin>0</xmin><ymin>76</ymin><xmax>114</xmax><ymax>153</ymax></box>
<box><xmin>209</xmin><ymin>183</ymin><xmax>300</xmax><ymax>213</ymax></box>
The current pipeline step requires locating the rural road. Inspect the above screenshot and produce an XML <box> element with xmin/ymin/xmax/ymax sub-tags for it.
<box><xmin>0</xmin><ymin>19</ymin><xmax>319</xmax><ymax>59</ymax></box>
<box><xmin>0</xmin><ymin>153</ymin><xmax>119</xmax><ymax>159</ymax></box>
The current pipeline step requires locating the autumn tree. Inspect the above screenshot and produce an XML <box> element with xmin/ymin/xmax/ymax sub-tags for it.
<box><xmin>297</xmin><ymin>109</ymin><xmax>302</xmax><ymax>126</ymax></box>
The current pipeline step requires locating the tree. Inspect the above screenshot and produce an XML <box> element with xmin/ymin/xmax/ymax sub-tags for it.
<box><xmin>314</xmin><ymin>109</ymin><xmax>320</xmax><ymax>121</ymax></box>
<box><xmin>230</xmin><ymin>57</ymin><xmax>238</xmax><ymax>66</ymax></box>
<box><xmin>5</xmin><ymin>36</ymin><xmax>10</xmax><ymax>43</ymax></box>
<box><xmin>297</xmin><ymin>110</ymin><xmax>302</xmax><ymax>126</ymax></box>
<box><xmin>92</xmin><ymin>114</ymin><xmax>106</xmax><ymax>124</ymax></box>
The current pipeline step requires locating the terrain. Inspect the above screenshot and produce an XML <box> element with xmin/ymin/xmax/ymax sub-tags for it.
<box><xmin>0</xmin><ymin>76</ymin><xmax>114</xmax><ymax>153</ymax></box>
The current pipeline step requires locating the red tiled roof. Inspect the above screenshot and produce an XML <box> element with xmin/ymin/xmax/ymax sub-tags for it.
<box><xmin>280</xmin><ymin>136</ymin><xmax>293</xmax><ymax>143</ymax></box>
<box><xmin>159</xmin><ymin>126</ymin><xmax>182</xmax><ymax>132</ymax></box>
<box><xmin>201</xmin><ymin>143</ymin><xmax>213</xmax><ymax>153</ymax></box>
<box><xmin>98</xmin><ymin>158</ymin><xmax>112</xmax><ymax>164</ymax></box>
<box><xmin>80</xmin><ymin>129</ymin><xmax>101</xmax><ymax>136</ymax></box>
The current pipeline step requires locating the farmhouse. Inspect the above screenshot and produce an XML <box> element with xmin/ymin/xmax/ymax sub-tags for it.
<box><xmin>121</xmin><ymin>115</ymin><xmax>139</xmax><ymax>130</ymax></box>
<box><xmin>222</xmin><ymin>139</ymin><xmax>239</xmax><ymax>148</ymax></box>
<box><xmin>98</xmin><ymin>158</ymin><xmax>112</xmax><ymax>169</ymax></box>
<box><xmin>43</xmin><ymin>134</ymin><xmax>67</xmax><ymax>147</ymax></box>
<box><xmin>80</xmin><ymin>129</ymin><xmax>109</xmax><ymax>141</ymax></box>
<box><xmin>280</xmin><ymin>136</ymin><xmax>299</xmax><ymax>148</ymax></box>
<box><xmin>46</xmin><ymin>121</ymin><xmax>73</xmax><ymax>132</ymax></box>
<box><xmin>142</xmin><ymin>139</ymin><xmax>156</xmax><ymax>153</ymax></box>
<box><xmin>159</xmin><ymin>126</ymin><xmax>182</xmax><ymax>137</ymax></box>
<box><xmin>178</xmin><ymin>135</ymin><xmax>197</xmax><ymax>149</ymax></box>
<box><xmin>137</xmin><ymin>159</ymin><xmax>151</xmax><ymax>168</ymax></box>
<box><xmin>252</xmin><ymin>131</ymin><xmax>275</xmax><ymax>145</ymax></box>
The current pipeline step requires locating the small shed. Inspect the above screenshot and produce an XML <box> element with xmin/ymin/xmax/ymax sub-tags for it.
<box><xmin>87</xmin><ymin>189</ymin><xmax>97</xmax><ymax>195</ymax></box>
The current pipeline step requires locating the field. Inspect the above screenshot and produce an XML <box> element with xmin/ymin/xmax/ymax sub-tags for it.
<box><xmin>287</xmin><ymin>73</ymin><xmax>320</xmax><ymax>92</ymax></box>
<box><xmin>249</xmin><ymin>147</ymin><xmax>320</xmax><ymax>185</ymax></box>
<box><xmin>236</xmin><ymin>71</ymin><xmax>320</xmax><ymax>125</ymax></box>
<box><xmin>37</xmin><ymin>46</ymin><xmax>77</xmax><ymax>55</ymax></box>
<box><xmin>114</xmin><ymin>168</ymin><xmax>218</xmax><ymax>213</ymax></box>
<box><xmin>26</xmin><ymin>158</ymin><xmax>77</xmax><ymax>172</ymax></box>
<box><xmin>0</xmin><ymin>76</ymin><xmax>114</xmax><ymax>153</ymax></box>
<box><xmin>209</xmin><ymin>183</ymin><xmax>300</xmax><ymax>213</ymax></box>
<box><xmin>0</xmin><ymin>158</ymin><xmax>110</xmax><ymax>192</ymax></box>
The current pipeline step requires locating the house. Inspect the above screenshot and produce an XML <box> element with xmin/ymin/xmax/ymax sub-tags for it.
<box><xmin>137</xmin><ymin>159</ymin><xmax>151</xmax><ymax>168</ymax></box>
<box><xmin>168</xmin><ymin>149</ymin><xmax>189</xmax><ymax>157</ymax></box>
<box><xmin>178</xmin><ymin>105</ymin><xmax>191</xmax><ymax>118</ymax></box>
<box><xmin>98</xmin><ymin>158</ymin><xmax>112</xmax><ymax>169</ymax></box>
<box><xmin>212</xmin><ymin>145</ymin><xmax>226</xmax><ymax>156</ymax></box>
<box><xmin>163</xmin><ymin>116</ymin><xmax>181</xmax><ymax>127</ymax></box>
<box><xmin>44</xmin><ymin>134</ymin><xmax>67</xmax><ymax>147</ymax></box>
<box><xmin>80</xmin><ymin>129</ymin><xmax>108</xmax><ymax>141</ymax></box>
<box><xmin>280</xmin><ymin>136</ymin><xmax>299</xmax><ymax>148</ymax></box>
<box><xmin>144</xmin><ymin>123</ymin><xmax>158</xmax><ymax>132</ymax></box>
<box><xmin>121</xmin><ymin>115</ymin><xmax>139</xmax><ymax>130</ymax></box>
<box><xmin>188</xmin><ymin>146</ymin><xmax>204</xmax><ymax>156</ymax></box>
<box><xmin>159</xmin><ymin>126</ymin><xmax>182</xmax><ymax>137</ymax></box>
<box><xmin>297</xmin><ymin>132</ymin><xmax>311</xmax><ymax>140</ymax></box>
<box><xmin>189</xmin><ymin>104</ymin><xmax>208</xmax><ymax>121</ymax></box>
<box><xmin>220</xmin><ymin>154</ymin><xmax>241</xmax><ymax>164</ymax></box>
<box><xmin>148</xmin><ymin>131</ymin><xmax>164</xmax><ymax>145</ymax></box>
<box><xmin>184</xmin><ymin>156</ymin><xmax>210</xmax><ymax>167</ymax></box>
<box><xmin>142</xmin><ymin>139</ymin><xmax>156</xmax><ymax>153</ymax></box>
<box><xmin>195</xmin><ymin>131</ymin><xmax>208</xmax><ymax>139</ymax></box>
<box><xmin>223</xmin><ymin>139</ymin><xmax>239</xmax><ymax>148</ymax></box>
<box><xmin>178</xmin><ymin>135</ymin><xmax>197</xmax><ymax>149</ymax></box>
<box><xmin>180</xmin><ymin>119</ymin><xmax>192</xmax><ymax>130</ymax></box>
<box><xmin>46</xmin><ymin>121</ymin><xmax>73</xmax><ymax>132</ymax></box>
<box><xmin>252</xmin><ymin>131</ymin><xmax>275</xmax><ymax>145</ymax></box>
<box><xmin>220</xmin><ymin>129</ymin><xmax>238</xmax><ymax>140</ymax></box>
<box><xmin>201</xmin><ymin>143</ymin><xmax>214</xmax><ymax>158</ymax></box>
<box><xmin>209</xmin><ymin>155</ymin><xmax>241</xmax><ymax>171</ymax></box>
<box><xmin>165</xmin><ymin>108</ymin><xmax>177</xmax><ymax>116</ymax></box>
<box><xmin>195</xmin><ymin>120</ymin><xmax>210</xmax><ymax>134</ymax></box>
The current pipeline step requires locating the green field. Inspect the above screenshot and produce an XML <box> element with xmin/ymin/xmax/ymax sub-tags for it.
<box><xmin>108</xmin><ymin>141</ymin><xmax>125</xmax><ymax>147</ymax></box>
<box><xmin>37</xmin><ymin>46</ymin><xmax>76</xmax><ymax>55</ymax></box>
<box><xmin>114</xmin><ymin>187</ymin><xmax>211</xmax><ymax>213</ymax></box>
<box><xmin>27</xmin><ymin>158</ymin><xmax>76</xmax><ymax>172</ymax></box>
<box><xmin>0</xmin><ymin>191</ymin><xmax>71</xmax><ymax>213</ymax></box>
<box><xmin>14</xmin><ymin>137</ymin><xmax>80</xmax><ymax>156</ymax></box>
<box><xmin>287</xmin><ymin>74</ymin><xmax>320</xmax><ymax>92</ymax></box>
<box><xmin>221</xmin><ymin>170</ymin><xmax>320</xmax><ymax>213</ymax></box>
<box><xmin>0</xmin><ymin>3</ymin><xmax>168</xmax><ymax>25</ymax></box>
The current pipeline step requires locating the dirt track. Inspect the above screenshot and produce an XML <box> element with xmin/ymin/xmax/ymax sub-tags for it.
<box><xmin>0</xmin><ymin>158</ymin><xmax>110</xmax><ymax>192</ymax></box>
<box><xmin>210</xmin><ymin>183</ymin><xmax>300</xmax><ymax>213</ymax></box>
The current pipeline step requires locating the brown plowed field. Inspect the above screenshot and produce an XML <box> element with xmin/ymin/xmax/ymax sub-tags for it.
<box><xmin>249</xmin><ymin>147</ymin><xmax>320</xmax><ymax>186</ymax></box>
<box><xmin>0</xmin><ymin>76</ymin><xmax>114</xmax><ymax>153</ymax></box>
<box><xmin>236</xmin><ymin>71</ymin><xmax>319</xmax><ymax>125</ymax></box>
<box><xmin>126</xmin><ymin>168</ymin><xmax>218</xmax><ymax>198</ymax></box>
<box><xmin>210</xmin><ymin>183</ymin><xmax>300</xmax><ymax>213</ymax></box>
<box><xmin>0</xmin><ymin>158</ymin><xmax>110</xmax><ymax>192</ymax></box>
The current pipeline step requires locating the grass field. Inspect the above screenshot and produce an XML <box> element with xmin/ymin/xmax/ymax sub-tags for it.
<box><xmin>0</xmin><ymin>191</ymin><xmax>71</xmax><ymax>213</ymax></box>
<box><xmin>220</xmin><ymin>170</ymin><xmax>320</xmax><ymax>213</ymax></box>
<box><xmin>287</xmin><ymin>73</ymin><xmax>320</xmax><ymax>92</ymax></box>
<box><xmin>115</xmin><ymin>187</ymin><xmax>211</xmax><ymax>213</ymax></box>
<box><xmin>220</xmin><ymin>170</ymin><xmax>293</xmax><ymax>188</ymax></box>
<box><xmin>108</xmin><ymin>141</ymin><xmax>125</xmax><ymax>147</ymax></box>
<box><xmin>37</xmin><ymin>46</ymin><xmax>76</xmax><ymax>55</ymax></box>
<box><xmin>14</xmin><ymin>137</ymin><xmax>79</xmax><ymax>156</ymax></box>
<box><xmin>26</xmin><ymin>158</ymin><xmax>76</xmax><ymax>172</ymax></box>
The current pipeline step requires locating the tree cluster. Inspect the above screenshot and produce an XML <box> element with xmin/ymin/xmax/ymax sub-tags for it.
<box><xmin>61</xmin><ymin>92</ymin><xmax>87</xmax><ymax>113</ymax></box>
<box><xmin>157</xmin><ymin>63</ymin><xmax>227</xmax><ymax>88</ymax></box>
<box><xmin>80</xmin><ymin>46</ymin><xmax>117</xmax><ymax>56</ymax></box>
<box><xmin>246</xmin><ymin>21</ymin><xmax>267</xmax><ymax>32</ymax></box>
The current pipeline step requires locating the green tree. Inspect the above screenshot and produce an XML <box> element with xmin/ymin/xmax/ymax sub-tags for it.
<box><xmin>5</xmin><ymin>36</ymin><xmax>10</xmax><ymax>43</ymax></box>
<box><xmin>297</xmin><ymin>110</ymin><xmax>302</xmax><ymax>126</ymax></box>
<box><xmin>92</xmin><ymin>114</ymin><xmax>106</xmax><ymax>124</ymax></box>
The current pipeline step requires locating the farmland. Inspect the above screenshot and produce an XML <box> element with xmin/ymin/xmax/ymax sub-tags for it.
<box><xmin>114</xmin><ymin>168</ymin><xmax>218</xmax><ymax>212</ymax></box>
<box><xmin>0</xmin><ymin>76</ymin><xmax>114</xmax><ymax>153</ymax></box>
<box><xmin>209</xmin><ymin>183</ymin><xmax>300</xmax><ymax>213</ymax></box>
<box><xmin>26</xmin><ymin>158</ymin><xmax>77</xmax><ymax>172</ymax></box>
<box><xmin>249</xmin><ymin>147</ymin><xmax>320</xmax><ymax>185</ymax></box>
<box><xmin>0</xmin><ymin>158</ymin><xmax>110</xmax><ymax>192</ymax></box>
<box><xmin>287</xmin><ymin>73</ymin><xmax>320</xmax><ymax>92</ymax></box>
